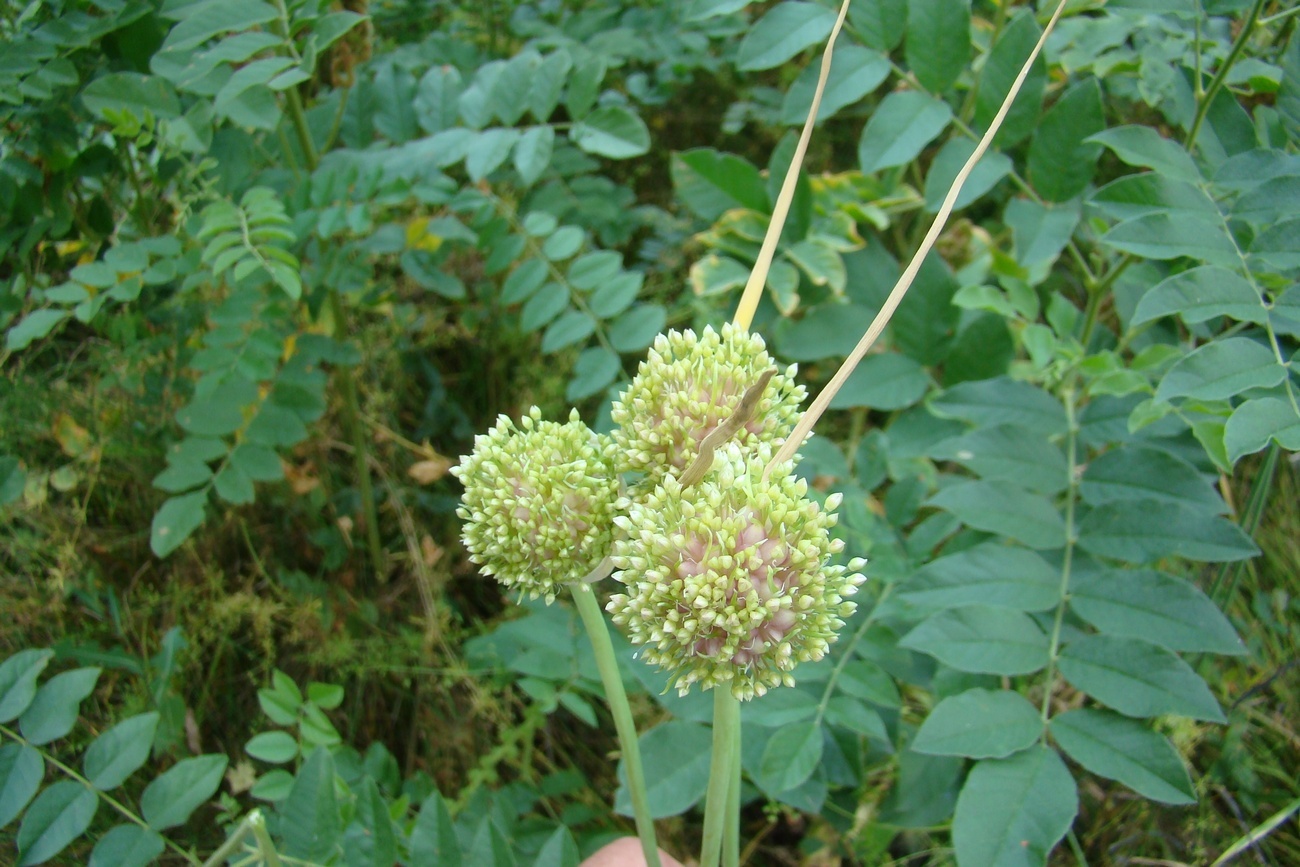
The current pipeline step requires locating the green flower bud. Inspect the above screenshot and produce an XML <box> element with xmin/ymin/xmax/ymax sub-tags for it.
<box><xmin>452</xmin><ymin>407</ymin><xmax>618</xmax><ymax>603</ymax></box>
<box><xmin>610</xmin><ymin>324</ymin><xmax>805</xmax><ymax>486</ymax></box>
<box><xmin>606</xmin><ymin>442</ymin><xmax>865</xmax><ymax>700</ymax></box>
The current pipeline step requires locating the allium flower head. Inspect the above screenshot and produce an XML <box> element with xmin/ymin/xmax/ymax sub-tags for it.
<box><xmin>607</xmin><ymin>443</ymin><xmax>865</xmax><ymax>700</ymax></box>
<box><xmin>610</xmin><ymin>324</ymin><xmax>805</xmax><ymax>485</ymax></box>
<box><xmin>452</xmin><ymin>407</ymin><xmax>618</xmax><ymax>603</ymax></box>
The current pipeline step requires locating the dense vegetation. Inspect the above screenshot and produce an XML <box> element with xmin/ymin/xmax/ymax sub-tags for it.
<box><xmin>1</xmin><ymin>0</ymin><xmax>1298</xmax><ymax>864</ymax></box>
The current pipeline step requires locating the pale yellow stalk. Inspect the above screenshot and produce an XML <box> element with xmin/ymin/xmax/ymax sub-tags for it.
<box><xmin>731</xmin><ymin>0</ymin><xmax>853</xmax><ymax>333</ymax></box>
<box><xmin>767</xmin><ymin>0</ymin><xmax>1072</xmax><ymax>474</ymax></box>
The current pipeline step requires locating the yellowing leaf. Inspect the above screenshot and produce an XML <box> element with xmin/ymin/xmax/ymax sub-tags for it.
<box><xmin>52</xmin><ymin>413</ymin><xmax>93</xmax><ymax>458</ymax></box>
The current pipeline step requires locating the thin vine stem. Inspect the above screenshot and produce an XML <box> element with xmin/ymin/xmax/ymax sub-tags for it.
<box><xmin>0</xmin><ymin>723</ymin><xmax>202</xmax><ymax>866</ymax></box>
<box><xmin>1185</xmin><ymin>0</ymin><xmax>1269</xmax><ymax>152</ymax></box>
<box><xmin>569</xmin><ymin>583</ymin><xmax>662</xmax><ymax>867</ymax></box>
<box><xmin>1039</xmin><ymin>386</ymin><xmax>1080</xmax><ymax>735</ymax></box>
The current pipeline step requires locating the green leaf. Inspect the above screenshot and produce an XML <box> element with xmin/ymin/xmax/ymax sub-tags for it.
<box><xmin>467</xmin><ymin>819</ymin><xmax>516</xmax><ymax>867</ymax></box>
<box><xmin>529</xmin><ymin>51</ymin><xmax>572</xmax><ymax>122</ymax></box>
<box><xmin>927</xmin><ymin>480</ymin><xmax>1066</xmax><ymax>550</ymax></box>
<box><xmin>540</xmin><ymin>311</ymin><xmax>595</xmax><ymax>353</ymax></box>
<box><xmin>307</xmin><ymin>682</ymin><xmax>343</xmax><ymax>709</ymax></box>
<box><xmin>773</xmin><ymin>303</ymin><xmax>876</xmax><ymax>361</ymax></box>
<box><xmin>609</xmin><ymin>305</ymin><xmax>667</xmax><ymax>353</ymax></box>
<box><xmin>152</xmin><ymin>460</ymin><xmax>213</xmax><ymax>494</ymax></box>
<box><xmin>900</xmin><ymin>606</ymin><xmax>1050</xmax><ymax>675</ymax></box>
<box><xmin>84</xmin><ymin>712</ymin><xmax>160</xmax><ymax>790</ymax></box>
<box><xmin>81</xmin><ymin>72</ymin><xmax>180</xmax><ymax>120</ymax></box>
<box><xmin>410</xmin><ymin>791</ymin><xmax>461</xmax><ymax>867</ymax></box>
<box><xmin>520</xmin><ymin>284</ymin><xmax>568</xmax><ymax>332</ymax></box>
<box><xmin>1102</xmin><ymin>213</ymin><xmax>1237</xmax><ymax>264</ymax></box>
<box><xmin>567</xmin><ymin>251</ymin><xmax>623</xmax><ymax>292</ymax></box>
<box><xmin>88</xmin><ymin>825</ymin><xmax>166</xmax><ymax>867</ymax></box>
<box><xmin>758</xmin><ymin>720</ymin><xmax>824</xmax><ymax>793</ymax></box>
<box><xmin>1279</xmin><ymin>36</ymin><xmax>1300</xmax><ymax>144</ymax></box>
<box><xmin>20</xmin><ymin>667</ymin><xmax>100</xmax><ymax>746</ymax></box>
<box><xmin>6</xmin><ymin>309</ymin><xmax>70</xmax><ymax>351</ymax></box>
<box><xmin>848</xmin><ymin>0</ymin><xmax>906</xmax><ymax>51</ymax></box>
<box><xmin>466</xmin><ymin>128</ymin><xmax>520</xmax><ymax>182</ymax></box>
<box><xmin>973</xmin><ymin>10</ymin><xmax>1046</xmax><ymax>147</ymax></box>
<box><xmin>1027</xmin><ymin>79</ymin><xmax>1104</xmax><ymax>201</ymax></box>
<box><xmin>952</xmin><ymin>747</ymin><xmax>1077</xmax><ymax>867</ymax></box>
<box><xmin>900</xmin><ymin>542</ymin><xmax>1060</xmax><ymax>612</ymax></box>
<box><xmin>913</xmin><ymin>689</ymin><xmax>1041</xmax><ymax>759</ymax></box>
<box><xmin>905</xmin><ymin>0</ymin><xmax>970</xmax><ymax>93</ymax></box>
<box><xmin>1080</xmin><ymin>446</ymin><xmax>1223</xmax><ymax>513</ymax></box>
<box><xmin>892</xmin><ymin>252</ymin><xmax>959</xmax><ymax>364</ymax></box>
<box><xmin>1051</xmin><ymin>709</ymin><xmax>1194</xmax><ymax>805</ymax></box>
<box><xmin>214</xmin><ymin>462</ymin><xmax>254</xmax><ymax>505</ymax></box>
<box><xmin>736</xmin><ymin>1</ymin><xmax>837</xmax><ymax>70</ymax></box>
<box><xmin>824</xmin><ymin>697</ymin><xmax>890</xmax><ymax>741</ymax></box>
<box><xmin>672</xmin><ymin>149</ymin><xmax>769</xmax><ymax>221</ymax></box>
<box><xmin>1132</xmin><ymin>266</ymin><xmax>1266</xmax><ymax>326</ymax></box>
<box><xmin>1225</xmin><ymin>397</ymin><xmax>1300</xmax><ymax>463</ymax></box>
<box><xmin>687</xmin><ymin>0</ymin><xmax>752</xmax><ymax>19</ymax></box>
<box><xmin>827</xmin><ymin>352</ymin><xmax>930</xmax><ymax>410</ymax></box>
<box><xmin>858</xmin><ymin>90</ymin><xmax>953</xmax><ymax>173</ymax></box>
<box><xmin>1087</xmin><ymin>125</ymin><xmax>1202</xmax><ymax>182</ymax></box>
<box><xmin>542</xmin><ymin>226</ymin><xmax>584</xmax><ymax>261</ymax></box>
<box><xmin>245</xmin><ymin>731</ymin><xmax>299</xmax><ymax>764</ymax></box>
<box><xmin>161</xmin><ymin>0</ymin><xmax>278</xmax><ymax>53</ymax></box>
<box><xmin>16</xmin><ymin>781</ymin><xmax>98</xmax><ymax>866</ymax></box>
<box><xmin>343</xmin><ymin>777</ymin><xmax>397</xmax><ymax>867</ymax></box>
<box><xmin>614</xmin><ymin>721</ymin><xmax>712</xmax><ymax>818</ymax></box>
<box><xmin>1005</xmin><ymin>198</ymin><xmax>1080</xmax><ymax>273</ymax></box>
<box><xmin>1155</xmin><ymin>337</ymin><xmax>1287</xmax><ymax>403</ymax></box>
<box><xmin>1058</xmin><ymin>635</ymin><xmax>1225</xmax><ymax>722</ymax></box>
<box><xmin>781</xmin><ymin>44</ymin><xmax>890</xmax><ymax>124</ymax></box>
<box><xmin>140</xmin><ymin>754</ymin><xmax>228</xmax><ymax>830</ymax></box>
<box><xmin>590</xmin><ymin>272</ymin><xmax>643</xmax><ymax>318</ymax></box>
<box><xmin>1077</xmin><ymin>499</ymin><xmax>1258</xmax><ymax>563</ymax></box>
<box><xmin>567</xmin><ymin>348</ymin><xmax>621</xmax><ymax>402</ymax></box>
<box><xmin>0</xmin><ymin>744</ymin><xmax>43</xmax><ymax>829</ymax></box>
<box><xmin>229</xmin><ymin>444</ymin><xmax>283</xmax><ymax>483</ymax></box>
<box><xmin>1250</xmin><ymin>216</ymin><xmax>1300</xmax><ymax>269</ymax></box>
<box><xmin>278</xmin><ymin>747</ymin><xmax>340</xmax><ymax>860</ymax></box>
<box><xmin>1070</xmin><ymin>569</ymin><xmax>1243</xmax><ymax>655</ymax></box>
<box><xmin>532</xmin><ymin>826</ymin><xmax>580</xmax><ymax>867</ymax></box>
<box><xmin>502</xmin><ymin>259</ymin><xmax>549</xmax><ymax>305</ymax></box>
<box><xmin>571</xmin><ymin>106</ymin><xmax>650</xmax><ymax>159</ymax></box>
<box><xmin>414</xmin><ymin>65</ymin><xmax>462</xmax><ymax>134</ymax></box>
<box><xmin>931</xmin><ymin>376</ymin><xmax>1067</xmax><ymax>435</ymax></box>
<box><xmin>923</xmin><ymin>138</ymin><xmax>1013</xmax><ymax>212</ymax></box>
<box><xmin>513</xmin><ymin>126</ymin><xmax>554</xmax><ymax>187</ymax></box>
<box><xmin>1091</xmin><ymin>174</ymin><xmax>1220</xmax><ymax>222</ymax></box>
<box><xmin>930</xmin><ymin>424</ymin><xmax>1067</xmax><ymax>495</ymax></box>
<box><xmin>0</xmin><ymin>456</ymin><xmax>25</xmax><ymax>506</ymax></box>
<box><xmin>564</xmin><ymin>55</ymin><xmax>604</xmax><ymax>120</ymax></box>
<box><xmin>0</xmin><ymin>650</ymin><xmax>54</xmax><ymax>723</ymax></box>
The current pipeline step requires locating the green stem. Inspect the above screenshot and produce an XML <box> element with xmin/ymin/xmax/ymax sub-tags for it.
<box><xmin>700</xmin><ymin>688</ymin><xmax>740</xmax><ymax>867</ymax></box>
<box><xmin>0</xmin><ymin>724</ymin><xmax>201</xmax><ymax>865</ymax></box>
<box><xmin>248</xmin><ymin>810</ymin><xmax>284</xmax><ymax>867</ymax></box>
<box><xmin>1040</xmin><ymin>386</ymin><xmax>1080</xmax><ymax>735</ymax></box>
<box><xmin>1185</xmin><ymin>0</ymin><xmax>1269</xmax><ymax>152</ymax></box>
<box><xmin>569</xmin><ymin>584</ymin><xmax>662</xmax><ymax>867</ymax></box>
<box><xmin>725</xmin><ymin>728</ymin><xmax>741</xmax><ymax>867</ymax></box>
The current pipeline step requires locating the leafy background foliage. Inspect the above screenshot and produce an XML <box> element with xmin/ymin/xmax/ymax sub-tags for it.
<box><xmin>2</xmin><ymin>0</ymin><xmax>1299</xmax><ymax>864</ymax></box>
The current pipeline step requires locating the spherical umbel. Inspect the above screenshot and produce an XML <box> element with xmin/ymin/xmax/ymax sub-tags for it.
<box><xmin>606</xmin><ymin>443</ymin><xmax>865</xmax><ymax>700</ymax></box>
<box><xmin>610</xmin><ymin>324</ymin><xmax>805</xmax><ymax>486</ymax></box>
<box><xmin>452</xmin><ymin>407</ymin><xmax>619</xmax><ymax>603</ymax></box>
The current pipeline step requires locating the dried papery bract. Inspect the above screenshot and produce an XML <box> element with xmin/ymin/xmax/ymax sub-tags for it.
<box><xmin>610</xmin><ymin>323</ymin><xmax>805</xmax><ymax>488</ymax></box>
<box><xmin>607</xmin><ymin>443</ymin><xmax>865</xmax><ymax>700</ymax></box>
<box><xmin>452</xmin><ymin>407</ymin><xmax>618</xmax><ymax>603</ymax></box>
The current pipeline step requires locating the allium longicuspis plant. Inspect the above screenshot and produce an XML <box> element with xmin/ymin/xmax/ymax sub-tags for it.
<box><xmin>452</xmin><ymin>0</ymin><xmax>1068</xmax><ymax>860</ymax></box>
